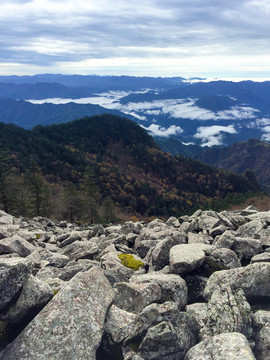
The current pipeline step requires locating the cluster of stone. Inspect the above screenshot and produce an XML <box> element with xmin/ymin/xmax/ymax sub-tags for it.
<box><xmin>0</xmin><ymin>205</ymin><xmax>270</xmax><ymax>360</ymax></box>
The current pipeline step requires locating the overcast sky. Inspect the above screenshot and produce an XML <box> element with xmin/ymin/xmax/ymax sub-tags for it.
<box><xmin>0</xmin><ymin>0</ymin><xmax>270</xmax><ymax>79</ymax></box>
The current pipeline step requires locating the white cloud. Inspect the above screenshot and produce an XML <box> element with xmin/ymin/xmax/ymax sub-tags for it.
<box><xmin>144</xmin><ymin>109</ymin><xmax>162</xmax><ymax>115</ymax></box>
<box><xmin>140</xmin><ymin>124</ymin><xmax>183</xmax><ymax>137</ymax></box>
<box><xmin>262</xmin><ymin>125</ymin><xmax>270</xmax><ymax>141</ymax></box>
<box><xmin>247</xmin><ymin>117</ymin><xmax>270</xmax><ymax>128</ymax></box>
<box><xmin>194</xmin><ymin>125</ymin><xmax>237</xmax><ymax>147</ymax></box>
<box><xmin>163</xmin><ymin>101</ymin><xmax>259</xmax><ymax>121</ymax></box>
<box><xmin>126</xmin><ymin>112</ymin><xmax>147</xmax><ymax>120</ymax></box>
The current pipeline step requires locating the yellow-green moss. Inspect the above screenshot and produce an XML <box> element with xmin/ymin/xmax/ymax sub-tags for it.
<box><xmin>35</xmin><ymin>234</ymin><xmax>41</xmax><ymax>239</ymax></box>
<box><xmin>118</xmin><ymin>254</ymin><xmax>144</xmax><ymax>271</ymax></box>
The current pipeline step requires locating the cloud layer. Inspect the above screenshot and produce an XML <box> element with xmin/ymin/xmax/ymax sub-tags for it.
<box><xmin>140</xmin><ymin>124</ymin><xmax>183</xmax><ymax>137</ymax></box>
<box><xmin>194</xmin><ymin>125</ymin><xmax>238</xmax><ymax>147</ymax></box>
<box><xmin>1</xmin><ymin>0</ymin><xmax>270</xmax><ymax>77</ymax></box>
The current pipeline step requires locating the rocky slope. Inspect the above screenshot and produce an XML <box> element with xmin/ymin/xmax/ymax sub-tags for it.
<box><xmin>0</xmin><ymin>206</ymin><xmax>270</xmax><ymax>359</ymax></box>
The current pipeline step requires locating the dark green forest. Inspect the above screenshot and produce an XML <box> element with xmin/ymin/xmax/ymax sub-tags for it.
<box><xmin>0</xmin><ymin>114</ymin><xmax>261</xmax><ymax>223</ymax></box>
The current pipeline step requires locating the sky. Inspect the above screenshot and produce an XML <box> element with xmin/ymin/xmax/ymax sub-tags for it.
<box><xmin>0</xmin><ymin>0</ymin><xmax>270</xmax><ymax>79</ymax></box>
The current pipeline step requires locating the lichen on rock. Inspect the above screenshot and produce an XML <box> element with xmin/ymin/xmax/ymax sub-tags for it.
<box><xmin>118</xmin><ymin>254</ymin><xmax>144</xmax><ymax>271</ymax></box>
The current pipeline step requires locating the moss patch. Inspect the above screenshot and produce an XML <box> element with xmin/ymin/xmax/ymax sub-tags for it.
<box><xmin>118</xmin><ymin>254</ymin><xmax>143</xmax><ymax>271</ymax></box>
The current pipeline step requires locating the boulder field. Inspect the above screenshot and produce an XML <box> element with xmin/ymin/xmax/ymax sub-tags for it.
<box><xmin>0</xmin><ymin>206</ymin><xmax>270</xmax><ymax>359</ymax></box>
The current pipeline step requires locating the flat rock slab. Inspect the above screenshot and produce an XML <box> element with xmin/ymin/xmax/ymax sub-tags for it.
<box><xmin>184</xmin><ymin>332</ymin><xmax>255</xmax><ymax>360</ymax></box>
<box><xmin>1</xmin><ymin>266</ymin><xmax>114</xmax><ymax>360</ymax></box>
<box><xmin>170</xmin><ymin>244</ymin><xmax>206</xmax><ymax>275</ymax></box>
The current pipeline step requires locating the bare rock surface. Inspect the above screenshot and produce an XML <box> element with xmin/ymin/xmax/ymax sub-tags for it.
<box><xmin>169</xmin><ymin>244</ymin><xmax>206</xmax><ymax>275</ymax></box>
<box><xmin>0</xmin><ymin>258</ymin><xmax>31</xmax><ymax>311</ymax></box>
<box><xmin>1</xmin><ymin>207</ymin><xmax>270</xmax><ymax>359</ymax></box>
<box><xmin>204</xmin><ymin>262</ymin><xmax>270</xmax><ymax>300</ymax></box>
<box><xmin>1</xmin><ymin>266</ymin><xmax>114</xmax><ymax>360</ymax></box>
<box><xmin>184</xmin><ymin>332</ymin><xmax>256</xmax><ymax>360</ymax></box>
<box><xmin>252</xmin><ymin>310</ymin><xmax>270</xmax><ymax>360</ymax></box>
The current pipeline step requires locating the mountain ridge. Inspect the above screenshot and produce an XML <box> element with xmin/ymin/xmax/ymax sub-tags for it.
<box><xmin>0</xmin><ymin>114</ymin><xmax>260</xmax><ymax>221</ymax></box>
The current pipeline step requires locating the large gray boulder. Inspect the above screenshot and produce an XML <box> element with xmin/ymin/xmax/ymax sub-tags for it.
<box><xmin>213</xmin><ymin>230</ymin><xmax>235</xmax><ymax>249</ymax></box>
<box><xmin>184</xmin><ymin>332</ymin><xmax>255</xmax><ymax>360</ymax></box>
<box><xmin>251</xmin><ymin>252</ymin><xmax>270</xmax><ymax>264</ymax></box>
<box><xmin>252</xmin><ymin>310</ymin><xmax>270</xmax><ymax>360</ymax></box>
<box><xmin>1</xmin><ymin>266</ymin><xmax>114</xmax><ymax>360</ymax></box>
<box><xmin>169</xmin><ymin>244</ymin><xmax>206</xmax><ymax>275</ymax></box>
<box><xmin>105</xmin><ymin>305</ymin><xmax>137</xmax><ymax>344</ymax></box>
<box><xmin>151</xmin><ymin>233</ymin><xmax>187</xmax><ymax>271</ymax></box>
<box><xmin>0</xmin><ymin>258</ymin><xmax>31</xmax><ymax>311</ymax></box>
<box><xmin>204</xmin><ymin>262</ymin><xmax>270</xmax><ymax>300</ymax></box>
<box><xmin>197</xmin><ymin>214</ymin><xmax>222</xmax><ymax>231</ymax></box>
<box><xmin>0</xmin><ymin>235</ymin><xmax>37</xmax><ymax>257</ymax></box>
<box><xmin>138</xmin><ymin>320</ymin><xmax>189</xmax><ymax>360</ymax></box>
<box><xmin>236</xmin><ymin>218</ymin><xmax>268</xmax><ymax>238</ymax></box>
<box><xmin>201</xmin><ymin>284</ymin><xmax>253</xmax><ymax>340</ymax></box>
<box><xmin>0</xmin><ymin>275</ymin><xmax>53</xmax><ymax>323</ymax></box>
<box><xmin>40</xmin><ymin>251</ymin><xmax>70</xmax><ymax>268</ymax></box>
<box><xmin>232</xmin><ymin>237</ymin><xmax>262</xmax><ymax>260</ymax></box>
<box><xmin>124</xmin><ymin>302</ymin><xmax>196</xmax><ymax>360</ymax></box>
<box><xmin>131</xmin><ymin>273</ymin><xmax>187</xmax><ymax>309</ymax></box>
<box><xmin>201</xmin><ymin>248</ymin><xmax>241</xmax><ymax>277</ymax></box>
<box><xmin>113</xmin><ymin>282</ymin><xmax>162</xmax><ymax>314</ymax></box>
<box><xmin>59</xmin><ymin>240</ymin><xmax>98</xmax><ymax>260</ymax></box>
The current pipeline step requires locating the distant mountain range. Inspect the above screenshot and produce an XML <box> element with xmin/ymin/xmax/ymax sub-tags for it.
<box><xmin>0</xmin><ymin>98</ymin><xmax>135</xmax><ymax>129</ymax></box>
<box><xmin>0</xmin><ymin>74</ymin><xmax>269</xmax><ymax>147</ymax></box>
<box><xmin>0</xmin><ymin>115</ymin><xmax>260</xmax><ymax>220</ymax></box>
<box><xmin>195</xmin><ymin>138</ymin><xmax>270</xmax><ymax>193</ymax></box>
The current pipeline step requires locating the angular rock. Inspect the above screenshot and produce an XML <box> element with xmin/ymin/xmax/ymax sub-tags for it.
<box><xmin>169</xmin><ymin>244</ymin><xmax>205</xmax><ymax>275</ymax></box>
<box><xmin>251</xmin><ymin>252</ymin><xmax>270</xmax><ymax>263</ymax></box>
<box><xmin>197</xmin><ymin>214</ymin><xmax>221</xmax><ymax>231</ymax></box>
<box><xmin>0</xmin><ymin>235</ymin><xmax>37</xmax><ymax>257</ymax></box>
<box><xmin>113</xmin><ymin>282</ymin><xmax>162</xmax><ymax>314</ymax></box>
<box><xmin>179</xmin><ymin>221</ymin><xmax>198</xmax><ymax>233</ymax></box>
<box><xmin>252</xmin><ymin>310</ymin><xmax>270</xmax><ymax>360</ymax></box>
<box><xmin>184</xmin><ymin>332</ymin><xmax>255</xmax><ymax>360</ymax></box>
<box><xmin>1</xmin><ymin>266</ymin><xmax>114</xmax><ymax>360</ymax></box>
<box><xmin>0</xmin><ymin>275</ymin><xmax>53</xmax><ymax>323</ymax></box>
<box><xmin>59</xmin><ymin>240</ymin><xmax>98</xmax><ymax>261</ymax></box>
<box><xmin>232</xmin><ymin>237</ymin><xmax>262</xmax><ymax>260</ymax></box>
<box><xmin>58</xmin><ymin>259</ymin><xmax>98</xmax><ymax>281</ymax></box>
<box><xmin>41</xmin><ymin>251</ymin><xmax>70</xmax><ymax>268</ymax></box>
<box><xmin>151</xmin><ymin>234</ymin><xmax>186</xmax><ymax>271</ymax></box>
<box><xmin>236</xmin><ymin>218</ymin><xmax>267</xmax><ymax>238</ymax></box>
<box><xmin>185</xmin><ymin>303</ymin><xmax>208</xmax><ymax>340</ymax></box>
<box><xmin>138</xmin><ymin>321</ymin><xmax>186</xmax><ymax>360</ymax></box>
<box><xmin>209</xmin><ymin>225</ymin><xmax>227</xmax><ymax>238</ymax></box>
<box><xmin>187</xmin><ymin>233</ymin><xmax>212</xmax><ymax>245</ymax></box>
<box><xmin>201</xmin><ymin>284</ymin><xmax>253</xmax><ymax>340</ymax></box>
<box><xmin>204</xmin><ymin>262</ymin><xmax>270</xmax><ymax>300</ymax></box>
<box><xmin>213</xmin><ymin>230</ymin><xmax>235</xmax><ymax>249</ymax></box>
<box><xmin>0</xmin><ymin>258</ymin><xmax>31</xmax><ymax>311</ymax></box>
<box><xmin>0</xmin><ymin>211</ymin><xmax>13</xmax><ymax>226</ymax></box>
<box><xmin>131</xmin><ymin>273</ymin><xmax>187</xmax><ymax>309</ymax></box>
<box><xmin>105</xmin><ymin>305</ymin><xmax>137</xmax><ymax>344</ymax></box>
<box><xmin>166</xmin><ymin>217</ymin><xmax>180</xmax><ymax>227</ymax></box>
<box><xmin>201</xmin><ymin>248</ymin><xmax>241</xmax><ymax>276</ymax></box>
<box><xmin>57</xmin><ymin>231</ymin><xmax>82</xmax><ymax>248</ymax></box>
